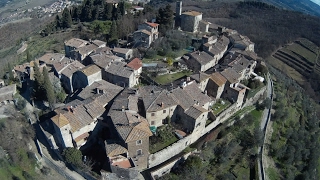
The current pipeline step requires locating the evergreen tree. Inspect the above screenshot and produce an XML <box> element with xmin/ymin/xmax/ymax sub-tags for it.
<box><xmin>42</xmin><ymin>67</ymin><xmax>55</xmax><ymax>109</ymax></box>
<box><xmin>112</xmin><ymin>4</ymin><xmax>118</xmax><ymax>20</ymax></box>
<box><xmin>156</xmin><ymin>4</ymin><xmax>174</xmax><ymax>34</ymax></box>
<box><xmin>71</xmin><ymin>6</ymin><xmax>79</xmax><ymax>21</ymax></box>
<box><xmin>109</xmin><ymin>20</ymin><xmax>118</xmax><ymax>43</ymax></box>
<box><xmin>118</xmin><ymin>1</ymin><xmax>125</xmax><ymax>16</ymax></box>
<box><xmin>55</xmin><ymin>15</ymin><xmax>61</xmax><ymax>29</ymax></box>
<box><xmin>26</xmin><ymin>48</ymin><xmax>31</xmax><ymax>62</ymax></box>
<box><xmin>61</xmin><ymin>7</ymin><xmax>72</xmax><ymax>28</ymax></box>
<box><xmin>33</xmin><ymin>63</ymin><xmax>45</xmax><ymax>100</ymax></box>
<box><xmin>92</xmin><ymin>6</ymin><xmax>99</xmax><ymax>20</ymax></box>
<box><xmin>104</xmin><ymin>3</ymin><xmax>113</xmax><ymax>20</ymax></box>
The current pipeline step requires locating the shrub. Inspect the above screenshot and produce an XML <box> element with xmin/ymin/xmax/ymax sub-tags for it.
<box><xmin>62</xmin><ymin>147</ymin><xmax>83</xmax><ymax>167</ymax></box>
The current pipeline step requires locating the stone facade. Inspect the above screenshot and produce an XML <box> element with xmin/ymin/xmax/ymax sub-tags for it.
<box><xmin>127</xmin><ymin>136</ymin><xmax>149</xmax><ymax>169</ymax></box>
<box><xmin>73</xmin><ymin>65</ymin><xmax>102</xmax><ymax>90</ymax></box>
<box><xmin>146</xmin><ymin>105</ymin><xmax>178</xmax><ymax>127</ymax></box>
<box><xmin>180</xmin><ymin>11</ymin><xmax>202</xmax><ymax>33</ymax></box>
<box><xmin>133</xmin><ymin>22</ymin><xmax>159</xmax><ymax>48</ymax></box>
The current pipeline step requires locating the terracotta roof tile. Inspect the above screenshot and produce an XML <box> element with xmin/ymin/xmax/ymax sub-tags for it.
<box><xmin>220</xmin><ymin>68</ymin><xmax>241</xmax><ymax>84</ymax></box>
<box><xmin>51</xmin><ymin>113</ymin><xmax>69</xmax><ymax>128</ymax></box>
<box><xmin>210</xmin><ymin>72</ymin><xmax>227</xmax><ymax>87</ymax></box>
<box><xmin>126</xmin><ymin>58</ymin><xmax>142</xmax><ymax>70</ymax></box>
<box><xmin>184</xmin><ymin>105</ymin><xmax>208</xmax><ymax>120</ymax></box>
<box><xmin>65</xmin><ymin>38</ymin><xmax>89</xmax><ymax>48</ymax></box>
<box><xmin>81</xmin><ymin>64</ymin><xmax>101</xmax><ymax>76</ymax></box>
<box><xmin>190</xmin><ymin>72</ymin><xmax>211</xmax><ymax>82</ymax></box>
<box><xmin>182</xmin><ymin>11</ymin><xmax>202</xmax><ymax>16</ymax></box>
<box><xmin>105</xmin><ymin>142</ymin><xmax>128</xmax><ymax>157</ymax></box>
<box><xmin>145</xmin><ymin>22</ymin><xmax>159</xmax><ymax>27</ymax></box>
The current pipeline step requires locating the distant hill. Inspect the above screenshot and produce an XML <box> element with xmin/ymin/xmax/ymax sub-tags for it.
<box><xmin>260</xmin><ymin>0</ymin><xmax>320</xmax><ymax>17</ymax></box>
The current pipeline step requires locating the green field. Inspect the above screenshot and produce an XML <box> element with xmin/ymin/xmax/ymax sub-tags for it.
<box><xmin>286</xmin><ymin>43</ymin><xmax>317</xmax><ymax>64</ymax></box>
<box><xmin>212</xmin><ymin>99</ymin><xmax>231</xmax><ymax>115</ymax></box>
<box><xmin>153</xmin><ymin>71</ymin><xmax>192</xmax><ymax>85</ymax></box>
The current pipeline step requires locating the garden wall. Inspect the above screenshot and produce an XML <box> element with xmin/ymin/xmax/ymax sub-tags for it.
<box><xmin>243</xmin><ymin>86</ymin><xmax>267</xmax><ymax>107</ymax></box>
<box><xmin>149</xmin><ymin>152</ymin><xmax>192</xmax><ymax>179</ymax></box>
<box><xmin>148</xmin><ymin>103</ymin><xmax>241</xmax><ymax>168</ymax></box>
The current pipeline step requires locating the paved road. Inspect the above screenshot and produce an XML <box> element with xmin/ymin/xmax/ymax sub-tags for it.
<box><xmin>260</xmin><ymin>73</ymin><xmax>273</xmax><ymax>130</ymax></box>
<box><xmin>258</xmin><ymin>73</ymin><xmax>273</xmax><ymax>180</ymax></box>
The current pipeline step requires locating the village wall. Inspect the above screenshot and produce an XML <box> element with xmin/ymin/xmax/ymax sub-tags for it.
<box><xmin>148</xmin><ymin>103</ymin><xmax>240</xmax><ymax>168</ymax></box>
<box><xmin>243</xmin><ymin>86</ymin><xmax>267</xmax><ymax>107</ymax></box>
<box><xmin>150</xmin><ymin>152</ymin><xmax>192</xmax><ymax>179</ymax></box>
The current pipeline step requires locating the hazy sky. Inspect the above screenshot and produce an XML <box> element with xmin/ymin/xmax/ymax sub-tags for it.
<box><xmin>311</xmin><ymin>0</ymin><xmax>320</xmax><ymax>6</ymax></box>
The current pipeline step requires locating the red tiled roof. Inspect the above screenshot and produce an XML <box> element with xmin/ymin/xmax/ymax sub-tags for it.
<box><xmin>126</xmin><ymin>58</ymin><xmax>142</xmax><ymax>70</ymax></box>
<box><xmin>74</xmin><ymin>132</ymin><xmax>89</xmax><ymax>142</ymax></box>
<box><xmin>112</xmin><ymin>158</ymin><xmax>132</xmax><ymax>168</ymax></box>
<box><xmin>145</xmin><ymin>22</ymin><xmax>159</xmax><ymax>28</ymax></box>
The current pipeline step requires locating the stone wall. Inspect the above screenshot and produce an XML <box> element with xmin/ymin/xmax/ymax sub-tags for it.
<box><xmin>148</xmin><ymin>102</ymin><xmax>241</xmax><ymax>168</ymax></box>
<box><xmin>150</xmin><ymin>152</ymin><xmax>192</xmax><ymax>179</ymax></box>
<box><xmin>243</xmin><ymin>86</ymin><xmax>267</xmax><ymax>107</ymax></box>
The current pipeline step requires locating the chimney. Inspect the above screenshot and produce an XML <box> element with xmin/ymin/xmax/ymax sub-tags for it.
<box><xmin>204</xmin><ymin>90</ymin><xmax>207</xmax><ymax>95</ymax></box>
<box><xmin>122</xmin><ymin>106</ymin><xmax>125</xmax><ymax>112</ymax></box>
<box><xmin>67</xmin><ymin>106</ymin><xmax>71</xmax><ymax>112</ymax></box>
<box><xmin>135</xmin><ymin>90</ymin><xmax>139</xmax><ymax>95</ymax></box>
<box><xmin>70</xmin><ymin>106</ymin><xmax>74</xmax><ymax>113</ymax></box>
<box><xmin>186</xmin><ymin>76</ymin><xmax>190</xmax><ymax>82</ymax></box>
<box><xmin>161</xmin><ymin>102</ymin><xmax>164</xmax><ymax>108</ymax></box>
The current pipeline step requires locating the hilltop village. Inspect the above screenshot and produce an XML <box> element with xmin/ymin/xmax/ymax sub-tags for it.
<box><xmin>0</xmin><ymin>2</ymin><xmax>267</xmax><ymax>180</ymax></box>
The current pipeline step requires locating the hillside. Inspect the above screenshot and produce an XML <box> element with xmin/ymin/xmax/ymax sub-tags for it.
<box><xmin>262</xmin><ymin>0</ymin><xmax>320</xmax><ymax>17</ymax></box>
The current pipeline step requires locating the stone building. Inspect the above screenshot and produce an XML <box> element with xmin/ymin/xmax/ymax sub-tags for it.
<box><xmin>73</xmin><ymin>64</ymin><xmax>102</xmax><ymax>90</ymax></box>
<box><xmin>60</xmin><ymin>61</ymin><xmax>85</xmax><ymax>93</ymax></box>
<box><xmin>126</xmin><ymin>58</ymin><xmax>143</xmax><ymax>82</ymax></box>
<box><xmin>190</xmin><ymin>72</ymin><xmax>211</xmax><ymax>92</ymax></box>
<box><xmin>203</xmin><ymin>36</ymin><xmax>230</xmax><ymax>64</ymax></box>
<box><xmin>77</xmin><ymin>80</ymin><xmax>123</xmax><ymax>107</ymax></box>
<box><xmin>139</xmin><ymin>86</ymin><xmax>178</xmax><ymax>127</ymax></box>
<box><xmin>133</xmin><ymin>22</ymin><xmax>159</xmax><ymax>48</ymax></box>
<box><xmin>64</xmin><ymin>38</ymin><xmax>89</xmax><ymax>58</ymax></box>
<box><xmin>180</xmin><ymin>11</ymin><xmax>202</xmax><ymax>33</ymax></box>
<box><xmin>229</xmin><ymin>33</ymin><xmax>255</xmax><ymax>52</ymax></box>
<box><xmin>51</xmin><ymin>98</ymin><xmax>105</xmax><ymax>148</ymax></box>
<box><xmin>207</xmin><ymin>72</ymin><xmax>227</xmax><ymax>100</ymax></box>
<box><xmin>104</xmin><ymin>62</ymin><xmax>137</xmax><ymax>88</ymax></box>
<box><xmin>112</xmin><ymin>48</ymin><xmax>133</xmax><ymax>60</ymax></box>
<box><xmin>184</xmin><ymin>51</ymin><xmax>215</xmax><ymax>72</ymax></box>
<box><xmin>103</xmin><ymin>89</ymin><xmax>153</xmax><ymax>171</ymax></box>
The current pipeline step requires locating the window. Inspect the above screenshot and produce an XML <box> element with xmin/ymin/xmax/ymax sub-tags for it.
<box><xmin>137</xmin><ymin>149</ymin><xmax>142</xmax><ymax>156</ymax></box>
<box><xmin>163</xmin><ymin>110</ymin><xmax>166</xmax><ymax>113</ymax></box>
<box><xmin>136</xmin><ymin>140</ymin><xmax>142</xmax><ymax>145</ymax></box>
<box><xmin>151</xmin><ymin>113</ymin><xmax>155</xmax><ymax>116</ymax></box>
<box><xmin>151</xmin><ymin>121</ymin><xmax>155</xmax><ymax>125</ymax></box>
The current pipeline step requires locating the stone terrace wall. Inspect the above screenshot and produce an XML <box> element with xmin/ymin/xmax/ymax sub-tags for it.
<box><xmin>243</xmin><ymin>86</ymin><xmax>267</xmax><ymax>107</ymax></box>
<box><xmin>148</xmin><ymin>102</ymin><xmax>242</xmax><ymax>168</ymax></box>
<box><xmin>148</xmin><ymin>134</ymin><xmax>193</xmax><ymax>168</ymax></box>
<box><xmin>150</xmin><ymin>152</ymin><xmax>192</xmax><ymax>179</ymax></box>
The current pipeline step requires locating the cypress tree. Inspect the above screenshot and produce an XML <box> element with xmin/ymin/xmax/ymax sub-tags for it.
<box><xmin>33</xmin><ymin>62</ymin><xmax>45</xmax><ymax>100</ymax></box>
<box><xmin>62</xmin><ymin>7</ymin><xmax>72</xmax><ymax>28</ymax></box>
<box><xmin>104</xmin><ymin>3</ymin><xmax>113</xmax><ymax>20</ymax></box>
<box><xmin>42</xmin><ymin>67</ymin><xmax>55</xmax><ymax>109</ymax></box>
<box><xmin>109</xmin><ymin>20</ymin><xmax>118</xmax><ymax>42</ymax></box>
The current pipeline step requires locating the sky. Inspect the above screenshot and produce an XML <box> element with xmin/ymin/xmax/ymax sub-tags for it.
<box><xmin>311</xmin><ymin>0</ymin><xmax>320</xmax><ymax>6</ymax></box>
